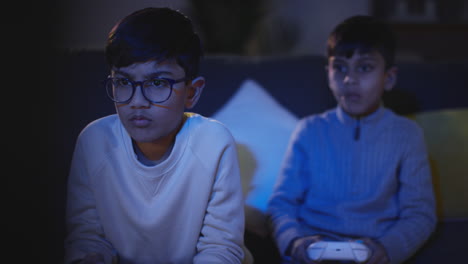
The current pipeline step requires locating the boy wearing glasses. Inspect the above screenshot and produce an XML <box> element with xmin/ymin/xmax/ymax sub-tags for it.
<box><xmin>267</xmin><ymin>16</ymin><xmax>436</xmax><ymax>264</ymax></box>
<box><xmin>64</xmin><ymin>7</ymin><xmax>245</xmax><ymax>264</ymax></box>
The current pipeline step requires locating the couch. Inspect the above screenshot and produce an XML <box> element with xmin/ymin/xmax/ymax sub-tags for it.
<box><xmin>50</xmin><ymin>51</ymin><xmax>468</xmax><ymax>263</ymax></box>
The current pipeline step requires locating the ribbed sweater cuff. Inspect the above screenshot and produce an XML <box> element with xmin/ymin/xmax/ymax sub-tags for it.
<box><xmin>277</xmin><ymin>228</ymin><xmax>302</xmax><ymax>255</ymax></box>
<box><xmin>378</xmin><ymin>233</ymin><xmax>406</xmax><ymax>264</ymax></box>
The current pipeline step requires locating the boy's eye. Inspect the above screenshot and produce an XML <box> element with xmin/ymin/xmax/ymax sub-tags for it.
<box><xmin>146</xmin><ymin>78</ymin><xmax>170</xmax><ymax>88</ymax></box>
<box><xmin>357</xmin><ymin>64</ymin><xmax>374</xmax><ymax>72</ymax></box>
<box><xmin>117</xmin><ymin>78</ymin><xmax>131</xmax><ymax>86</ymax></box>
<box><xmin>332</xmin><ymin>64</ymin><xmax>347</xmax><ymax>73</ymax></box>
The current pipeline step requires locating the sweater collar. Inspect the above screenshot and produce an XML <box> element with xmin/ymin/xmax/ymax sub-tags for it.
<box><xmin>336</xmin><ymin>105</ymin><xmax>386</xmax><ymax>125</ymax></box>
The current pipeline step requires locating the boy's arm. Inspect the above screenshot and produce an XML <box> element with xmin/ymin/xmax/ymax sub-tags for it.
<box><xmin>64</xmin><ymin>142</ymin><xmax>116</xmax><ymax>264</ymax></box>
<box><xmin>377</xmin><ymin>125</ymin><xmax>437</xmax><ymax>264</ymax></box>
<box><xmin>267</xmin><ymin>121</ymin><xmax>310</xmax><ymax>256</ymax></box>
<box><xmin>193</xmin><ymin>142</ymin><xmax>245</xmax><ymax>264</ymax></box>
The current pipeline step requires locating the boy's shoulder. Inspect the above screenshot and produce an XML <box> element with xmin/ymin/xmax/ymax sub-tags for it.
<box><xmin>299</xmin><ymin>108</ymin><xmax>339</xmax><ymax>126</ymax></box>
<box><xmin>384</xmin><ymin>109</ymin><xmax>422</xmax><ymax>130</ymax></box>
<box><xmin>384</xmin><ymin>109</ymin><xmax>425</xmax><ymax>139</ymax></box>
<box><xmin>183</xmin><ymin>113</ymin><xmax>237</xmax><ymax>162</ymax></box>
<box><xmin>79</xmin><ymin>114</ymin><xmax>119</xmax><ymax>137</ymax></box>
<box><xmin>288</xmin><ymin>109</ymin><xmax>339</xmax><ymax>140</ymax></box>
<box><xmin>75</xmin><ymin>114</ymin><xmax>122</xmax><ymax>148</ymax></box>
<box><xmin>70</xmin><ymin>115</ymin><xmax>123</xmax><ymax>162</ymax></box>
<box><xmin>184</xmin><ymin>112</ymin><xmax>235</xmax><ymax>141</ymax></box>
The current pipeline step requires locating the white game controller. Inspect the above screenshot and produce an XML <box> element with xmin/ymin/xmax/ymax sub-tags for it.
<box><xmin>307</xmin><ymin>241</ymin><xmax>371</xmax><ymax>263</ymax></box>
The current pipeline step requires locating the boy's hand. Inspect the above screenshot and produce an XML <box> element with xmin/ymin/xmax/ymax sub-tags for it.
<box><xmin>360</xmin><ymin>237</ymin><xmax>390</xmax><ymax>264</ymax></box>
<box><xmin>290</xmin><ymin>235</ymin><xmax>322</xmax><ymax>264</ymax></box>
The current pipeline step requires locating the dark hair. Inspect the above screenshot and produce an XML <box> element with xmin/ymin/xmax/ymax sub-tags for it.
<box><xmin>106</xmin><ymin>7</ymin><xmax>203</xmax><ymax>79</ymax></box>
<box><xmin>327</xmin><ymin>15</ymin><xmax>396</xmax><ymax>69</ymax></box>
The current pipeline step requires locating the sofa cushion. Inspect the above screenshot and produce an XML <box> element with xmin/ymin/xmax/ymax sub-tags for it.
<box><xmin>195</xmin><ymin>55</ymin><xmax>335</xmax><ymax>118</ymax></box>
<box><xmin>212</xmin><ymin>79</ymin><xmax>299</xmax><ymax>214</ymax></box>
<box><xmin>412</xmin><ymin>108</ymin><xmax>468</xmax><ymax>220</ymax></box>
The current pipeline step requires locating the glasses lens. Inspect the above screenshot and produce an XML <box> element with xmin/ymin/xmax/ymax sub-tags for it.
<box><xmin>106</xmin><ymin>78</ymin><xmax>133</xmax><ymax>102</ymax></box>
<box><xmin>143</xmin><ymin>79</ymin><xmax>172</xmax><ymax>103</ymax></box>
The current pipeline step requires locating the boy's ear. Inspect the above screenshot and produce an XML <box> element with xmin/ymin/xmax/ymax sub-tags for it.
<box><xmin>185</xmin><ymin>76</ymin><xmax>205</xmax><ymax>109</ymax></box>
<box><xmin>324</xmin><ymin>64</ymin><xmax>332</xmax><ymax>88</ymax></box>
<box><xmin>384</xmin><ymin>66</ymin><xmax>398</xmax><ymax>91</ymax></box>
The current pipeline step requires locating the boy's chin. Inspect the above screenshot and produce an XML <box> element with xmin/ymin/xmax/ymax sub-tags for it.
<box><xmin>342</xmin><ymin>107</ymin><xmax>376</xmax><ymax>118</ymax></box>
<box><xmin>341</xmin><ymin>102</ymin><xmax>381</xmax><ymax>118</ymax></box>
<box><xmin>341</xmin><ymin>104</ymin><xmax>361</xmax><ymax>116</ymax></box>
<box><xmin>128</xmin><ymin>130</ymin><xmax>161</xmax><ymax>144</ymax></box>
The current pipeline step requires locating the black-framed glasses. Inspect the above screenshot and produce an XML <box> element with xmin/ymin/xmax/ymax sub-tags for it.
<box><xmin>105</xmin><ymin>76</ymin><xmax>188</xmax><ymax>103</ymax></box>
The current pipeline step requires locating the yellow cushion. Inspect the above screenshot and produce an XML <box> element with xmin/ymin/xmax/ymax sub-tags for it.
<box><xmin>411</xmin><ymin>109</ymin><xmax>468</xmax><ymax>220</ymax></box>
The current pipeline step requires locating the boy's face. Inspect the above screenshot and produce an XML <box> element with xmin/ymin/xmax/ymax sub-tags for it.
<box><xmin>111</xmin><ymin>59</ymin><xmax>204</xmax><ymax>144</ymax></box>
<box><xmin>327</xmin><ymin>50</ymin><xmax>397</xmax><ymax>117</ymax></box>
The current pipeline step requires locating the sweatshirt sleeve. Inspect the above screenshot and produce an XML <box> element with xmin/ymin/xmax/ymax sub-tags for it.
<box><xmin>377</xmin><ymin>124</ymin><xmax>437</xmax><ymax>264</ymax></box>
<box><xmin>193</xmin><ymin>141</ymin><xmax>245</xmax><ymax>264</ymax></box>
<box><xmin>267</xmin><ymin>120</ymin><xmax>310</xmax><ymax>256</ymax></box>
<box><xmin>64</xmin><ymin>140</ymin><xmax>116</xmax><ymax>264</ymax></box>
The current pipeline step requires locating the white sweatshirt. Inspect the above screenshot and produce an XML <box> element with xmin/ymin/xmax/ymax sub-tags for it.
<box><xmin>65</xmin><ymin>113</ymin><xmax>245</xmax><ymax>264</ymax></box>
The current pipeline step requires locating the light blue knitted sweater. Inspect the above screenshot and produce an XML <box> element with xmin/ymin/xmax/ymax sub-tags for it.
<box><xmin>267</xmin><ymin>106</ymin><xmax>436</xmax><ymax>264</ymax></box>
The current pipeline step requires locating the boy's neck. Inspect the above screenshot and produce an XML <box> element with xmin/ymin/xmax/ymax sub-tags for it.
<box><xmin>344</xmin><ymin>104</ymin><xmax>382</xmax><ymax>120</ymax></box>
<box><xmin>134</xmin><ymin>114</ymin><xmax>188</xmax><ymax>161</ymax></box>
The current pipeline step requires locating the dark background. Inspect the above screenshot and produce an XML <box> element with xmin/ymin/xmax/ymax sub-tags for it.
<box><xmin>3</xmin><ymin>0</ymin><xmax>59</xmax><ymax>263</ymax></box>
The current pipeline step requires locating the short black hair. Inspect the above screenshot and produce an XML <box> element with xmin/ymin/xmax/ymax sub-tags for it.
<box><xmin>327</xmin><ymin>15</ymin><xmax>396</xmax><ymax>69</ymax></box>
<box><xmin>106</xmin><ymin>7</ymin><xmax>203</xmax><ymax>79</ymax></box>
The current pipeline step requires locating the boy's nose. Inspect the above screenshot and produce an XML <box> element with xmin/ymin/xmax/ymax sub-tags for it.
<box><xmin>130</xmin><ymin>85</ymin><xmax>151</xmax><ymax>108</ymax></box>
<box><xmin>343</xmin><ymin>71</ymin><xmax>358</xmax><ymax>85</ymax></box>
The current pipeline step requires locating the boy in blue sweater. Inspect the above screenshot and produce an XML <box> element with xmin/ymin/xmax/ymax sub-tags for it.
<box><xmin>267</xmin><ymin>15</ymin><xmax>436</xmax><ymax>264</ymax></box>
